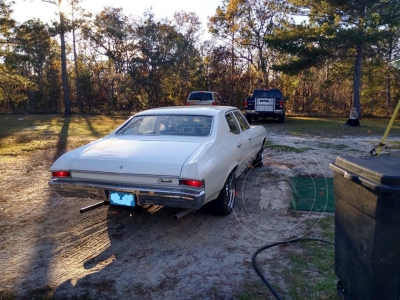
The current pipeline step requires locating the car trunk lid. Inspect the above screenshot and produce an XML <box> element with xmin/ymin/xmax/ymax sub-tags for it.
<box><xmin>70</xmin><ymin>137</ymin><xmax>202</xmax><ymax>176</ymax></box>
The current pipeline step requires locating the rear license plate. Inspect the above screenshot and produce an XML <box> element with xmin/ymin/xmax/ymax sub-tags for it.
<box><xmin>109</xmin><ymin>191</ymin><xmax>135</xmax><ymax>207</ymax></box>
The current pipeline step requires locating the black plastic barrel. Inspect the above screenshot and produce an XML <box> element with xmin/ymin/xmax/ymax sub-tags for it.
<box><xmin>330</xmin><ymin>153</ymin><xmax>400</xmax><ymax>300</ymax></box>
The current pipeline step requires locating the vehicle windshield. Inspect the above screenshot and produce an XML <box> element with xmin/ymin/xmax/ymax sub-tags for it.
<box><xmin>118</xmin><ymin>115</ymin><xmax>213</xmax><ymax>136</ymax></box>
<box><xmin>188</xmin><ymin>92</ymin><xmax>213</xmax><ymax>101</ymax></box>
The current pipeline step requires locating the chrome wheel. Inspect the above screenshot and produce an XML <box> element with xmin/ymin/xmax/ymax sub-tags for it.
<box><xmin>209</xmin><ymin>171</ymin><xmax>236</xmax><ymax>215</ymax></box>
<box><xmin>226</xmin><ymin>173</ymin><xmax>236</xmax><ymax>209</ymax></box>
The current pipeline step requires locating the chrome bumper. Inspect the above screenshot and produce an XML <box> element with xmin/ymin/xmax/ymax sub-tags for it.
<box><xmin>245</xmin><ymin>109</ymin><xmax>283</xmax><ymax>114</ymax></box>
<box><xmin>48</xmin><ymin>179</ymin><xmax>205</xmax><ymax>210</ymax></box>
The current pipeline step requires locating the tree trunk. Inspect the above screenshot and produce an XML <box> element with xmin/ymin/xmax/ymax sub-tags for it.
<box><xmin>230</xmin><ymin>33</ymin><xmax>235</xmax><ymax>106</ymax></box>
<box><xmin>259</xmin><ymin>48</ymin><xmax>268</xmax><ymax>87</ymax></box>
<box><xmin>387</xmin><ymin>35</ymin><xmax>393</xmax><ymax>114</ymax></box>
<box><xmin>387</xmin><ymin>73</ymin><xmax>392</xmax><ymax>113</ymax></box>
<box><xmin>352</xmin><ymin>41</ymin><xmax>363</xmax><ymax>118</ymax></box>
<box><xmin>59</xmin><ymin>7</ymin><xmax>71</xmax><ymax>115</ymax></box>
<box><xmin>71</xmin><ymin>2</ymin><xmax>82</xmax><ymax>113</ymax></box>
<box><xmin>8</xmin><ymin>98</ymin><xmax>15</xmax><ymax>112</ymax></box>
<box><xmin>352</xmin><ymin>5</ymin><xmax>365</xmax><ymax>119</ymax></box>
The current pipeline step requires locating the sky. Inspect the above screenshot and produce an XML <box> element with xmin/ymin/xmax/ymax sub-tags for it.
<box><xmin>12</xmin><ymin>0</ymin><xmax>223</xmax><ymax>32</ymax></box>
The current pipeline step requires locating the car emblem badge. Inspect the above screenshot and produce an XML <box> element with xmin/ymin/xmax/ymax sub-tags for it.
<box><xmin>158</xmin><ymin>178</ymin><xmax>172</xmax><ymax>183</ymax></box>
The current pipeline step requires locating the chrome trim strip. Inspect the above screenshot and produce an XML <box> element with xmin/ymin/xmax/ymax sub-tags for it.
<box><xmin>70</xmin><ymin>170</ymin><xmax>178</xmax><ymax>177</ymax></box>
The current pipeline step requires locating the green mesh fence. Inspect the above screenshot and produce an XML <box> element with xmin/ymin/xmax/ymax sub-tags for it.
<box><xmin>289</xmin><ymin>177</ymin><xmax>334</xmax><ymax>213</ymax></box>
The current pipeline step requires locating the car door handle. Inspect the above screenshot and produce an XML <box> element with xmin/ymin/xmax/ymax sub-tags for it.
<box><xmin>237</xmin><ymin>143</ymin><xmax>242</xmax><ymax>148</ymax></box>
<box><xmin>248</xmin><ymin>136</ymin><xmax>253</xmax><ymax>140</ymax></box>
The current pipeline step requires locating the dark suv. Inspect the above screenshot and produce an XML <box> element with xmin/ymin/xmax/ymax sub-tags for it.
<box><xmin>244</xmin><ymin>88</ymin><xmax>289</xmax><ymax>123</ymax></box>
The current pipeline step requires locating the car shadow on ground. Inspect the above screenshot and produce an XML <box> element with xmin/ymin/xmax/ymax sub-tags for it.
<box><xmin>51</xmin><ymin>203</ymin><xmax>236</xmax><ymax>299</ymax></box>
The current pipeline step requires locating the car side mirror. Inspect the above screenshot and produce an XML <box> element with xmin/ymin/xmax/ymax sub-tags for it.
<box><xmin>284</xmin><ymin>97</ymin><xmax>289</xmax><ymax>101</ymax></box>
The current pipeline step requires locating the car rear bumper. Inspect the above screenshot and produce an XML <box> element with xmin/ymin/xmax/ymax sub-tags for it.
<box><xmin>245</xmin><ymin>110</ymin><xmax>284</xmax><ymax>117</ymax></box>
<box><xmin>48</xmin><ymin>179</ymin><xmax>205</xmax><ymax>210</ymax></box>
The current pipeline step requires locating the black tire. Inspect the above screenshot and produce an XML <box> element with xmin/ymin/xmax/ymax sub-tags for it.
<box><xmin>245</xmin><ymin>115</ymin><xmax>252</xmax><ymax>123</ymax></box>
<box><xmin>252</xmin><ymin>146</ymin><xmax>264</xmax><ymax>168</ymax></box>
<box><xmin>278</xmin><ymin>115</ymin><xmax>285</xmax><ymax>123</ymax></box>
<box><xmin>210</xmin><ymin>171</ymin><xmax>236</xmax><ymax>215</ymax></box>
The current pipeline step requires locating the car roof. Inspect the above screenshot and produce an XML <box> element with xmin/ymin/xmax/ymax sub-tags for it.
<box><xmin>189</xmin><ymin>91</ymin><xmax>217</xmax><ymax>94</ymax></box>
<box><xmin>135</xmin><ymin>106</ymin><xmax>237</xmax><ymax>116</ymax></box>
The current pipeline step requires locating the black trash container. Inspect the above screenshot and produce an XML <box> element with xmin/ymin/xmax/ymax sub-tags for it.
<box><xmin>330</xmin><ymin>154</ymin><xmax>400</xmax><ymax>300</ymax></box>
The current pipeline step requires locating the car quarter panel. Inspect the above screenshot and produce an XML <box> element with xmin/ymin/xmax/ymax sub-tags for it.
<box><xmin>180</xmin><ymin>111</ymin><xmax>253</xmax><ymax>204</ymax></box>
<box><xmin>50</xmin><ymin>139</ymin><xmax>104</xmax><ymax>171</ymax></box>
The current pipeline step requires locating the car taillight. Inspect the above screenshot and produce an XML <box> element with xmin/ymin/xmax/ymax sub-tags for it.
<box><xmin>244</xmin><ymin>99</ymin><xmax>248</xmax><ymax>107</ymax></box>
<box><xmin>52</xmin><ymin>171</ymin><xmax>70</xmax><ymax>177</ymax></box>
<box><xmin>279</xmin><ymin>100</ymin><xmax>283</xmax><ymax>107</ymax></box>
<box><xmin>186</xmin><ymin>102</ymin><xmax>189</xmax><ymax>106</ymax></box>
<box><xmin>212</xmin><ymin>102</ymin><xmax>217</xmax><ymax>105</ymax></box>
<box><xmin>179</xmin><ymin>179</ymin><xmax>204</xmax><ymax>188</ymax></box>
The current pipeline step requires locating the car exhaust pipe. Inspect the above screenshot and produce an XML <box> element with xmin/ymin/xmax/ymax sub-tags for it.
<box><xmin>174</xmin><ymin>209</ymin><xmax>193</xmax><ymax>220</ymax></box>
<box><xmin>80</xmin><ymin>201</ymin><xmax>109</xmax><ymax>213</ymax></box>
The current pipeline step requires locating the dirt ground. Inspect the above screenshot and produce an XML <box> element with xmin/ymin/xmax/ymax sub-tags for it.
<box><xmin>0</xmin><ymin>122</ymin><xmax>389</xmax><ymax>299</ymax></box>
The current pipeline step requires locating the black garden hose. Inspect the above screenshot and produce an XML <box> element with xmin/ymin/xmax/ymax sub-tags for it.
<box><xmin>252</xmin><ymin>238</ymin><xmax>334</xmax><ymax>300</ymax></box>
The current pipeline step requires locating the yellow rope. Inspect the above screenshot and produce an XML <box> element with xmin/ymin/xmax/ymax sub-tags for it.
<box><xmin>376</xmin><ymin>100</ymin><xmax>400</xmax><ymax>156</ymax></box>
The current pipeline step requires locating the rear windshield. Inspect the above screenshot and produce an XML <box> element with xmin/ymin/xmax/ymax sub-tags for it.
<box><xmin>188</xmin><ymin>92</ymin><xmax>213</xmax><ymax>101</ymax></box>
<box><xmin>118</xmin><ymin>115</ymin><xmax>213</xmax><ymax>136</ymax></box>
<box><xmin>252</xmin><ymin>90</ymin><xmax>282</xmax><ymax>98</ymax></box>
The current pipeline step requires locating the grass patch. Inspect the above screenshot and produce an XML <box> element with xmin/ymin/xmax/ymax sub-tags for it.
<box><xmin>0</xmin><ymin>115</ymin><xmax>127</xmax><ymax>156</ymax></box>
<box><xmin>248</xmin><ymin>216</ymin><xmax>337</xmax><ymax>299</ymax></box>
<box><xmin>264</xmin><ymin>141</ymin><xmax>304</xmax><ymax>153</ymax></box>
<box><xmin>284</xmin><ymin>240</ymin><xmax>336</xmax><ymax>299</ymax></box>
<box><xmin>318</xmin><ymin>142</ymin><xmax>349</xmax><ymax>150</ymax></box>
<box><xmin>235</xmin><ymin>280</ymin><xmax>270</xmax><ymax>300</ymax></box>
<box><xmin>257</xmin><ymin>116</ymin><xmax>400</xmax><ymax>139</ymax></box>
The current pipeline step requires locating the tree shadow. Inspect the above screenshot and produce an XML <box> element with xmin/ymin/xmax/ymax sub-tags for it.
<box><xmin>6</xmin><ymin>117</ymin><xmax>71</xmax><ymax>298</ymax></box>
<box><xmin>83</xmin><ymin>116</ymin><xmax>102</xmax><ymax>138</ymax></box>
<box><xmin>53</xmin><ymin>117</ymin><xmax>71</xmax><ymax>161</ymax></box>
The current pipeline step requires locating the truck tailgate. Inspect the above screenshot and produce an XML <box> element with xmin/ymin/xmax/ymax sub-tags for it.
<box><xmin>255</xmin><ymin>98</ymin><xmax>275</xmax><ymax>111</ymax></box>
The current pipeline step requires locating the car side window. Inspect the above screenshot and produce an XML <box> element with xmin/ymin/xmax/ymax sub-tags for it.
<box><xmin>233</xmin><ymin>111</ymin><xmax>249</xmax><ymax>132</ymax></box>
<box><xmin>225</xmin><ymin>112</ymin><xmax>240</xmax><ymax>134</ymax></box>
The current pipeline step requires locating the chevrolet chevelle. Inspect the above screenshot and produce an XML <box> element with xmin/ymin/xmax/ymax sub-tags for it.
<box><xmin>49</xmin><ymin>106</ymin><xmax>267</xmax><ymax>215</ymax></box>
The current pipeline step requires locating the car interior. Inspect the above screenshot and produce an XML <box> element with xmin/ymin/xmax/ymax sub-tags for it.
<box><xmin>118</xmin><ymin>115</ymin><xmax>213</xmax><ymax>136</ymax></box>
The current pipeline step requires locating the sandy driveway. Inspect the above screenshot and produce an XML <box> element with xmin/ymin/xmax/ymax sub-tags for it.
<box><xmin>0</xmin><ymin>122</ymin><xmax>388</xmax><ymax>299</ymax></box>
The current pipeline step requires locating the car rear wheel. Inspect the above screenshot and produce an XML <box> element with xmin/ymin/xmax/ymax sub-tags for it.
<box><xmin>209</xmin><ymin>171</ymin><xmax>236</xmax><ymax>215</ymax></box>
<box><xmin>278</xmin><ymin>115</ymin><xmax>285</xmax><ymax>123</ymax></box>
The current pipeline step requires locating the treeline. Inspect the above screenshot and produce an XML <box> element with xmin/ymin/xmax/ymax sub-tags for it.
<box><xmin>1</xmin><ymin>0</ymin><xmax>400</xmax><ymax>117</ymax></box>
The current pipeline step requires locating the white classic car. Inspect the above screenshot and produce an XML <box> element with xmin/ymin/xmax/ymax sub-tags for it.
<box><xmin>49</xmin><ymin>106</ymin><xmax>267</xmax><ymax>215</ymax></box>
